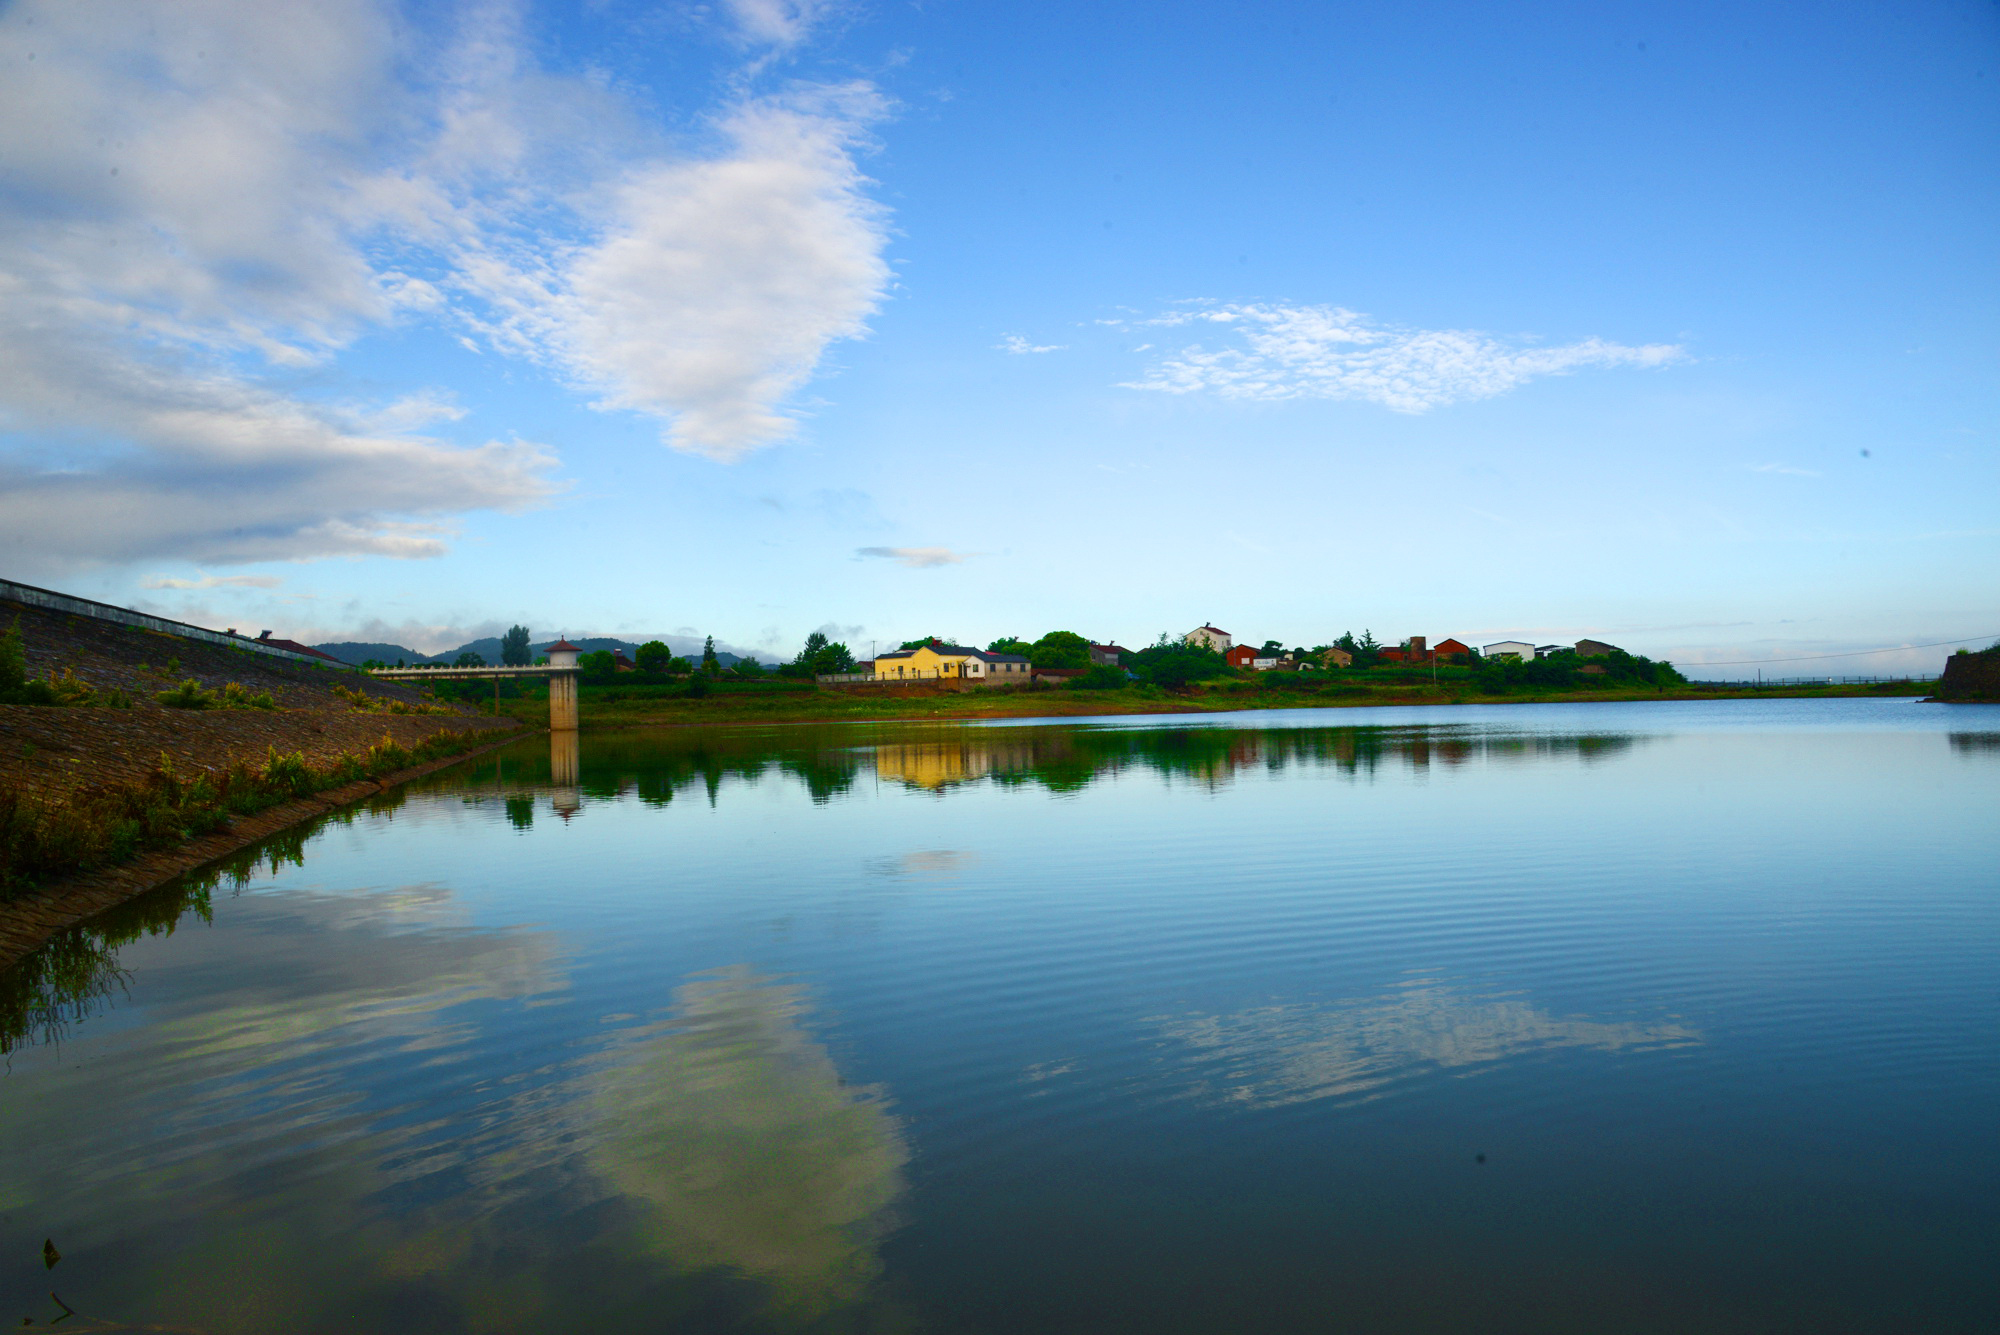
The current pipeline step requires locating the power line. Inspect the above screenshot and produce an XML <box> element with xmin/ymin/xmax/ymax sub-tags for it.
<box><xmin>1695</xmin><ymin>634</ymin><xmax>1998</xmax><ymax>666</ymax></box>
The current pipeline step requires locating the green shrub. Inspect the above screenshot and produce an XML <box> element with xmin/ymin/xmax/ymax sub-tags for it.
<box><xmin>263</xmin><ymin>747</ymin><xmax>316</xmax><ymax>798</ymax></box>
<box><xmin>156</xmin><ymin>678</ymin><xmax>218</xmax><ymax>709</ymax></box>
<box><xmin>219</xmin><ymin>681</ymin><xmax>277</xmax><ymax>710</ymax></box>
<box><xmin>0</xmin><ymin>620</ymin><xmax>27</xmax><ymax>698</ymax></box>
<box><xmin>1071</xmin><ymin>664</ymin><xmax>1131</xmax><ymax>690</ymax></box>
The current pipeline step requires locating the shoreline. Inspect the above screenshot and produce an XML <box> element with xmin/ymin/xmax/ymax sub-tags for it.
<box><xmin>571</xmin><ymin>682</ymin><xmax>1938</xmax><ymax>731</ymax></box>
<box><xmin>0</xmin><ymin>727</ymin><xmax>531</xmax><ymax>973</ymax></box>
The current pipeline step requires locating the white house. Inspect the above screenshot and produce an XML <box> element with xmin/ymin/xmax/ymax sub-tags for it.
<box><xmin>1483</xmin><ymin>640</ymin><xmax>1536</xmax><ymax>660</ymax></box>
<box><xmin>1184</xmin><ymin>625</ymin><xmax>1233</xmax><ymax>651</ymax></box>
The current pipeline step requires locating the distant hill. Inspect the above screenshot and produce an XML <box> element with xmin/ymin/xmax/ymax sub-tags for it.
<box><xmin>318</xmin><ymin>635</ymin><xmax>769</xmax><ymax>668</ymax></box>
<box><xmin>313</xmin><ymin>642</ymin><xmax>440</xmax><ymax>666</ymax></box>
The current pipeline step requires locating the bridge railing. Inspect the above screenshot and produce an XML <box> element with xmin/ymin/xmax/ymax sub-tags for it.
<box><xmin>817</xmin><ymin>670</ymin><xmax>946</xmax><ymax>684</ymax></box>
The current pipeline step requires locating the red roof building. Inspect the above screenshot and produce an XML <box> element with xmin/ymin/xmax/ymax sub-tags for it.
<box><xmin>1223</xmin><ymin>644</ymin><xmax>1258</xmax><ymax>669</ymax></box>
<box><xmin>253</xmin><ymin>632</ymin><xmax>342</xmax><ymax>663</ymax></box>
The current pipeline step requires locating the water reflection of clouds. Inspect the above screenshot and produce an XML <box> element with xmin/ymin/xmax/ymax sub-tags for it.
<box><xmin>593</xmin><ymin>968</ymin><xmax>908</xmax><ymax>1323</ymax></box>
<box><xmin>0</xmin><ymin>887</ymin><xmax>906</xmax><ymax>1329</ymax></box>
<box><xmin>1157</xmin><ymin>980</ymin><xmax>1699</xmax><ymax>1109</ymax></box>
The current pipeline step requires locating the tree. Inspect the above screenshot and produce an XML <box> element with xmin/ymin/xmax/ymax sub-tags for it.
<box><xmin>900</xmin><ymin>637</ymin><xmax>941</xmax><ymax>651</ymax></box>
<box><xmin>579</xmin><ymin>650</ymin><xmax>617</xmax><ymax>682</ymax></box>
<box><xmin>455</xmin><ymin>651</ymin><xmax>486</xmax><ymax>668</ymax></box>
<box><xmin>1130</xmin><ymin>634</ymin><xmax>1228</xmax><ymax>689</ymax></box>
<box><xmin>987</xmin><ymin>637</ymin><xmax>1031</xmax><ymax>656</ymax></box>
<box><xmin>701</xmin><ymin>635</ymin><xmax>721</xmax><ymax>676</ymax></box>
<box><xmin>667</xmin><ymin>656</ymin><xmax>693</xmax><ymax>675</ymax></box>
<box><xmin>500</xmin><ymin>625</ymin><xmax>531</xmax><ymax>666</ymax></box>
<box><xmin>1258</xmin><ymin>640</ymin><xmax>1286</xmax><ymax>658</ymax></box>
<box><xmin>808</xmin><ymin>642</ymin><xmax>856</xmax><ymax>675</ymax></box>
<box><xmin>1335</xmin><ymin>630</ymin><xmax>1384</xmax><ymax>669</ymax></box>
<box><xmin>637</xmin><ymin>640</ymin><xmax>671</xmax><ymax>675</ymax></box>
<box><xmin>1029</xmin><ymin>630</ymin><xmax>1091</xmax><ymax>669</ymax></box>
<box><xmin>733</xmin><ymin>656</ymin><xmax>765</xmax><ymax>679</ymax></box>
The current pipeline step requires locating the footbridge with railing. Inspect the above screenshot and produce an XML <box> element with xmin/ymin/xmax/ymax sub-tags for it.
<box><xmin>368</xmin><ymin>639</ymin><xmax>584</xmax><ymax>729</ymax></box>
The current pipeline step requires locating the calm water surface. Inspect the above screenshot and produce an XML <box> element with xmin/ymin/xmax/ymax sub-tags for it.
<box><xmin>2</xmin><ymin>698</ymin><xmax>1996</xmax><ymax>1333</ymax></box>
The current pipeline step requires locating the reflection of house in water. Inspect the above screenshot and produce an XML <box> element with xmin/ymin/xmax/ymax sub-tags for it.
<box><xmin>872</xmin><ymin>739</ymin><xmax>1038</xmax><ymax>791</ymax></box>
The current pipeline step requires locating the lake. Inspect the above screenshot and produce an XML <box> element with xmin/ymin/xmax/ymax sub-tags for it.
<box><xmin>2</xmin><ymin>697</ymin><xmax>1996</xmax><ymax>1333</ymax></box>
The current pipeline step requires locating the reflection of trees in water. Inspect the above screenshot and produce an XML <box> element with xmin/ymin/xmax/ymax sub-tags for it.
<box><xmin>433</xmin><ymin>723</ymin><xmax>1648</xmax><ymax>815</ymax></box>
<box><xmin>1948</xmin><ymin>732</ymin><xmax>2000</xmax><ymax>755</ymax></box>
<box><xmin>1156</xmin><ymin>980</ymin><xmax>1698</xmax><ymax>1109</ymax></box>
<box><xmin>592</xmin><ymin>967</ymin><xmax>910</xmax><ymax>1326</ymax></box>
<box><xmin>439</xmin><ymin>734</ymin><xmax>867</xmax><ymax>812</ymax></box>
<box><xmin>0</xmin><ymin>783</ymin><xmax>423</xmax><ymax>1054</ymax></box>
<box><xmin>886</xmin><ymin>725</ymin><xmax>1646</xmax><ymax>795</ymax></box>
<box><xmin>0</xmin><ymin>822</ymin><xmax>327</xmax><ymax>1053</ymax></box>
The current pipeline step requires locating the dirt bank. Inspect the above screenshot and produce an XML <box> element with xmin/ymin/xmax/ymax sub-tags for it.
<box><xmin>0</xmin><ymin>728</ymin><xmax>527</xmax><ymax>973</ymax></box>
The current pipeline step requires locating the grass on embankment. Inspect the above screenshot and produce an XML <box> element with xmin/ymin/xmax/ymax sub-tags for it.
<box><xmin>556</xmin><ymin>675</ymin><xmax>1934</xmax><ymax>729</ymax></box>
<box><xmin>0</xmin><ymin>726</ymin><xmax>516</xmax><ymax>898</ymax></box>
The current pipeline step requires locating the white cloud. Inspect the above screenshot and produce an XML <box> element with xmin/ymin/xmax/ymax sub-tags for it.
<box><xmin>855</xmin><ymin>546</ymin><xmax>968</xmax><ymax>569</ymax></box>
<box><xmin>555</xmin><ymin>87</ymin><xmax>893</xmax><ymax>461</ymax></box>
<box><xmin>1750</xmin><ymin>463</ymin><xmax>1822</xmax><ymax>477</ymax></box>
<box><xmin>998</xmin><ymin>335</ymin><xmax>1066</xmax><ymax>355</ymax></box>
<box><xmin>0</xmin><ymin>0</ymin><xmax>893</xmax><ymax>570</ymax></box>
<box><xmin>140</xmin><ymin>574</ymin><xmax>285</xmax><ymax>591</ymax></box>
<box><xmin>1122</xmin><ymin>304</ymin><xmax>1684</xmax><ymax>413</ymax></box>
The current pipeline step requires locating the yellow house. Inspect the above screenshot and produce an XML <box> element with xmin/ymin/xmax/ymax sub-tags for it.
<box><xmin>868</xmin><ymin>640</ymin><xmax>1032</xmax><ymax>686</ymax></box>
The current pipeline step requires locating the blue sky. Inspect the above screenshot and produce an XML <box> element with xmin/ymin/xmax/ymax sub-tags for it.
<box><xmin>1</xmin><ymin>0</ymin><xmax>1994</xmax><ymax>672</ymax></box>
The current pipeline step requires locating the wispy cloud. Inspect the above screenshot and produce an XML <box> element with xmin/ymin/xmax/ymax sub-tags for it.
<box><xmin>1749</xmin><ymin>463</ymin><xmax>1822</xmax><ymax>477</ymax></box>
<box><xmin>998</xmin><ymin>334</ymin><xmax>1065</xmax><ymax>355</ymax></box>
<box><xmin>855</xmin><ymin>546</ymin><xmax>968</xmax><ymax>569</ymax></box>
<box><xmin>140</xmin><ymin>574</ymin><xmax>284</xmax><ymax>591</ymax></box>
<box><xmin>1120</xmin><ymin>303</ymin><xmax>1683</xmax><ymax>413</ymax></box>
<box><xmin>722</xmin><ymin>0</ymin><xmax>838</xmax><ymax>49</ymax></box>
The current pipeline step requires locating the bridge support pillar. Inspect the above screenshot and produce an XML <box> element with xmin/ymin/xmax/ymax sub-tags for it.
<box><xmin>549</xmin><ymin>670</ymin><xmax>579</xmax><ymax>731</ymax></box>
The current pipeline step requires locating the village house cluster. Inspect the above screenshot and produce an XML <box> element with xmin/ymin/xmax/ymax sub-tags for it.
<box><xmin>1183</xmin><ymin>625</ymin><xmax>1625</xmax><ymax>670</ymax></box>
<box><xmin>819</xmin><ymin>628</ymin><xmax>1627</xmax><ymax>688</ymax></box>
<box><xmin>835</xmin><ymin>639</ymin><xmax>1136</xmax><ymax>686</ymax></box>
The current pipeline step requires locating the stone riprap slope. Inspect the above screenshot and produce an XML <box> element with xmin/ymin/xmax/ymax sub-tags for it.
<box><xmin>0</xmin><ymin>596</ymin><xmax>517</xmax><ymax>789</ymax></box>
<box><xmin>2</xmin><ymin>596</ymin><xmax>425</xmax><ymax>708</ymax></box>
<box><xmin>1935</xmin><ymin>648</ymin><xmax>2000</xmax><ymax>702</ymax></box>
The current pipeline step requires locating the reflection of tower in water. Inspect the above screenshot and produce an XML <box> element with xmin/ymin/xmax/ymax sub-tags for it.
<box><xmin>550</xmin><ymin>729</ymin><xmax>580</xmax><ymax>819</ymax></box>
